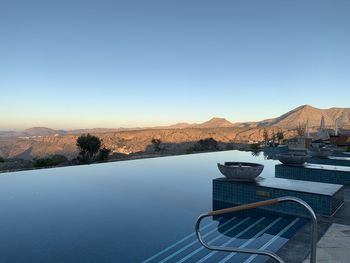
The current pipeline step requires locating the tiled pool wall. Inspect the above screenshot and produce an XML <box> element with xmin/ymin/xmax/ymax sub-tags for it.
<box><xmin>213</xmin><ymin>179</ymin><xmax>344</xmax><ymax>217</ymax></box>
<box><xmin>332</xmin><ymin>152</ymin><xmax>350</xmax><ymax>158</ymax></box>
<box><xmin>212</xmin><ymin>199</ymin><xmax>303</xmax><ymax>219</ymax></box>
<box><xmin>308</xmin><ymin>157</ymin><xmax>350</xmax><ymax>167</ymax></box>
<box><xmin>275</xmin><ymin>164</ymin><xmax>350</xmax><ymax>185</ymax></box>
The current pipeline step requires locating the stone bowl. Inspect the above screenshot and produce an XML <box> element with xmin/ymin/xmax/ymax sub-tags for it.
<box><xmin>307</xmin><ymin>148</ymin><xmax>332</xmax><ymax>158</ymax></box>
<box><xmin>217</xmin><ymin>162</ymin><xmax>264</xmax><ymax>181</ymax></box>
<box><xmin>276</xmin><ymin>153</ymin><xmax>310</xmax><ymax>166</ymax></box>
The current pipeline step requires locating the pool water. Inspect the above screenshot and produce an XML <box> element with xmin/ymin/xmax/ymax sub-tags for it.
<box><xmin>0</xmin><ymin>150</ymin><xmax>304</xmax><ymax>262</ymax></box>
<box><xmin>143</xmin><ymin>215</ymin><xmax>305</xmax><ymax>263</ymax></box>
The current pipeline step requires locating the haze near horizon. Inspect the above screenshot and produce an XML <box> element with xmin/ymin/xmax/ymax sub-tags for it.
<box><xmin>1</xmin><ymin>0</ymin><xmax>349</xmax><ymax>130</ymax></box>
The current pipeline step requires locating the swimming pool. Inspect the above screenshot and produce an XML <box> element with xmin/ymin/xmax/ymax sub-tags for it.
<box><xmin>0</xmin><ymin>150</ymin><xmax>304</xmax><ymax>262</ymax></box>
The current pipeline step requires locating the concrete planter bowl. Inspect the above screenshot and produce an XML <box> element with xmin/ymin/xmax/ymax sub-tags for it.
<box><xmin>217</xmin><ymin>162</ymin><xmax>264</xmax><ymax>181</ymax></box>
<box><xmin>276</xmin><ymin>153</ymin><xmax>310</xmax><ymax>166</ymax></box>
<box><xmin>307</xmin><ymin>149</ymin><xmax>332</xmax><ymax>158</ymax></box>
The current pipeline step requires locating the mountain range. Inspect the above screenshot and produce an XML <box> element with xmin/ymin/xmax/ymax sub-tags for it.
<box><xmin>1</xmin><ymin>105</ymin><xmax>349</xmax><ymax>160</ymax></box>
<box><xmin>1</xmin><ymin>105</ymin><xmax>349</xmax><ymax>138</ymax></box>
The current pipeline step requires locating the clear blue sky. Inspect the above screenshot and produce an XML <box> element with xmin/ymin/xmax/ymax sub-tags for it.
<box><xmin>1</xmin><ymin>0</ymin><xmax>349</xmax><ymax>130</ymax></box>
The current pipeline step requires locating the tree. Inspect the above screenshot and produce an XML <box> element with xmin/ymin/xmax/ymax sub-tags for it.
<box><xmin>263</xmin><ymin>129</ymin><xmax>269</xmax><ymax>145</ymax></box>
<box><xmin>151</xmin><ymin>138</ymin><xmax>162</xmax><ymax>152</ymax></box>
<box><xmin>198</xmin><ymin>138</ymin><xmax>218</xmax><ymax>150</ymax></box>
<box><xmin>296</xmin><ymin>123</ymin><xmax>305</xmax><ymax>137</ymax></box>
<box><xmin>276</xmin><ymin>130</ymin><xmax>284</xmax><ymax>144</ymax></box>
<box><xmin>251</xmin><ymin>143</ymin><xmax>260</xmax><ymax>150</ymax></box>
<box><xmin>76</xmin><ymin>134</ymin><xmax>101</xmax><ymax>163</ymax></box>
<box><xmin>98</xmin><ymin>147</ymin><xmax>111</xmax><ymax>161</ymax></box>
<box><xmin>271</xmin><ymin>130</ymin><xmax>276</xmax><ymax>145</ymax></box>
<box><xmin>186</xmin><ymin>137</ymin><xmax>219</xmax><ymax>153</ymax></box>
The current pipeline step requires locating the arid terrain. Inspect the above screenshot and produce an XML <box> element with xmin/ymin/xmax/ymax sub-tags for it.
<box><xmin>0</xmin><ymin>105</ymin><xmax>349</xmax><ymax>160</ymax></box>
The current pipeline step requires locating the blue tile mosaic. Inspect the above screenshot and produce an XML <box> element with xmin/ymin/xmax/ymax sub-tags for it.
<box><xmin>275</xmin><ymin>164</ymin><xmax>350</xmax><ymax>185</ymax></box>
<box><xmin>308</xmin><ymin>157</ymin><xmax>350</xmax><ymax>167</ymax></box>
<box><xmin>213</xmin><ymin>177</ymin><xmax>344</xmax><ymax>217</ymax></box>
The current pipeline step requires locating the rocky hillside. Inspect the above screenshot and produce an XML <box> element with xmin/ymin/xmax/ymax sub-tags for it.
<box><xmin>0</xmin><ymin>126</ymin><xmax>297</xmax><ymax>160</ymax></box>
<box><xmin>256</xmin><ymin>105</ymin><xmax>350</xmax><ymax>129</ymax></box>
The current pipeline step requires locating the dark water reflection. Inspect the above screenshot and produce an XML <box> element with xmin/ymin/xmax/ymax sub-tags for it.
<box><xmin>0</xmin><ymin>150</ymin><xmax>279</xmax><ymax>262</ymax></box>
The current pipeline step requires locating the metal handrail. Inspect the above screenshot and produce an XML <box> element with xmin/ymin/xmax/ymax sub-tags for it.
<box><xmin>195</xmin><ymin>196</ymin><xmax>317</xmax><ymax>263</ymax></box>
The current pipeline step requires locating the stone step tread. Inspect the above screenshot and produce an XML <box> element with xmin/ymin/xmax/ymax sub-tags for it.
<box><xmin>303</xmin><ymin>223</ymin><xmax>350</xmax><ymax>263</ymax></box>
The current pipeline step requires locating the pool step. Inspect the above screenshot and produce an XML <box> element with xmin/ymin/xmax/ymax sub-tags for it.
<box><xmin>142</xmin><ymin>216</ymin><xmax>305</xmax><ymax>263</ymax></box>
<box><xmin>213</xmin><ymin>177</ymin><xmax>344</xmax><ymax>217</ymax></box>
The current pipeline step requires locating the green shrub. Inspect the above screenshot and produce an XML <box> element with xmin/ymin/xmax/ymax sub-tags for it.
<box><xmin>198</xmin><ymin>138</ymin><xmax>219</xmax><ymax>150</ymax></box>
<box><xmin>151</xmin><ymin>138</ymin><xmax>162</xmax><ymax>152</ymax></box>
<box><xmin>250</xmin><ymin>143</ymin><xmax>260</xmax><ymax>150</ymax></box>
<box><xmin>51</xmin><ymin>154</ymin><xmax>68</xmax><ymax>163</ymax></box>
<box><xmin>0</xmin><ymin>156</ymin><xmax>4</xmax><ymax>163</ymax></box>
<box><xmin>98</xmin><ymin>147</ymin><xmax>111</xmax><ymax>161</ymax></box>
<box><xmin>33</xmin><ymin>155</ymin><xmax>67</xmax><ymax>168</ymax></box>
<box><xmin>225</xmin><ymin>144</ymin><xmax>234</xmax><ymax>150</ymax></box>
<box><xmin>186</xmin><ymin>148</ymin><xmax>193</xmax><ymax>154</ymax></box>
<box><xmin>33</xmin><ymin>158</ymin><xmax>57</xmax><ymax>168</ymax></box>
<box><xmin>187</xmin><ymin>138</ymin><xmax>219</xmax><ymax>153</ymax></box>
<box><xmin>346</xmin><ymin>146</ymin><xmax>350</xmax><ymax>152</ymax></box>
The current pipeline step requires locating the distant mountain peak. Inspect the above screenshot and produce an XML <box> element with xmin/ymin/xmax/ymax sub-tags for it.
<box><xmin>23</xmin><ymin>127</ymin><xmax>66</xmax><ymax>136</ymax></box>
<box><xmin>208</xmin><ymin>117</ymin><xmax>228</xmax><ymax>121</ymax></box>
<box><xmin>23</xmin><ymin>126</ymin><xmax>53</xmax><ymax>132</ymax></box>
<box><xmin>168</xmin><ymin>122</ymin><xmax>193</xmax><ymax>129</ymax></box>
<box><xmin>300</xmin><ymin>104</ymin><xmax>312</xmax><ymax>108</ymax></box>
<box><xmin>195</xmin><ymin>117</ymin><xmax>234</xmax><ymax>128</ymax></box>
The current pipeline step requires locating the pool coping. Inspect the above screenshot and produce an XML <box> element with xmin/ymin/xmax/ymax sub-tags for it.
<box><xmin>215</xmin><ymin>176</ymin><xmax>344</xmax><ymax>197</ymax></box>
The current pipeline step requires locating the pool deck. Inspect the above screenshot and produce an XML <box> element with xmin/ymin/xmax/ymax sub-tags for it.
<box><xmin>277</xmin><ymin>186</ymin><xmax>350</xmax><ymax>263</ymax></box>
<box><xmin>302</xmin><ymin>223</ymin><xmax>350</xmax><ymax>263</ymax></box>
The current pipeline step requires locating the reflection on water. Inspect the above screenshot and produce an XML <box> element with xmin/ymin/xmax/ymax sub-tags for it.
<box><xmin>251</xmin><ymin>150</ymin><xmax>261</xmax><ymax>157</ymax></box>
<box><xmin>0</xmin><ymin>150</ymin><xmax>279</xmax><ymax>262</ymax></box>
<box><xmin>212</xmin><ymin>200</ymin><xmax>305</xmax><ymax>242</ymax></box>
<box><xmin>263</xmin><ymin>151</ymin><xmax>278</xmax><ymax>160</ymax></box>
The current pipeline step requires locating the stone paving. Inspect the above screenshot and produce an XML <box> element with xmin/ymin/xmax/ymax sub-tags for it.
<box><xmin>303</xmin><ymin>223</ymin><xmax>350</xmax><ymax>263</ymax></box>
<box><xmin>276</xmin><ymin>187</ymin><xmax>350</xmax><ymax>263</ymax></box>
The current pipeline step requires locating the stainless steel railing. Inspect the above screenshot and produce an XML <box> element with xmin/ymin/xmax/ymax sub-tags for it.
<box><xmin>195</xmin><ymin>196</ymin><xmax>317</xmax><ymax>263</ymax></box>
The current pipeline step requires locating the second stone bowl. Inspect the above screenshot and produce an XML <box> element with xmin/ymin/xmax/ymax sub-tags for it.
<box><xmin>217</xmin><ymin>162</ymin><xmax>264</xmax><ymax>181</ymax></box>
<box><xmin>276</xmin><ymin>153</ymin><xmax>310</xmax><ymax>166</ymax></box>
